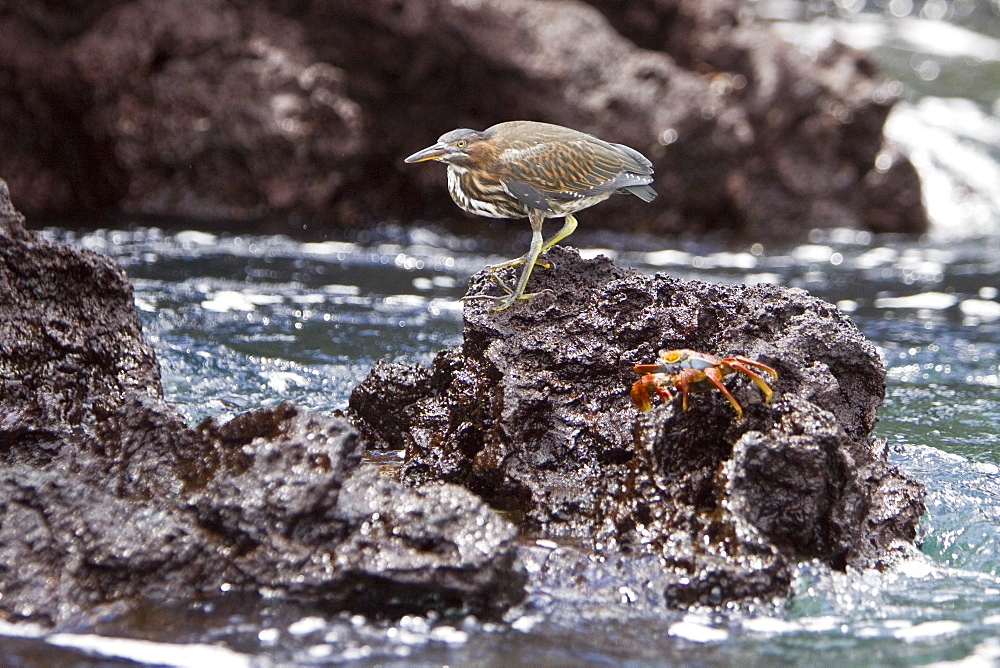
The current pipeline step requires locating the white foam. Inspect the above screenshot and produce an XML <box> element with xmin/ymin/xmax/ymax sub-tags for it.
<box><xmin>263</xmin><ymin>370</ymin><xmax>308</xmax><ymax>393</ymax></box>
<box><xmin>287</xmin><ymin>616</ymin><xmax>327</xmax><ymax>636</ymax></box>
<box><xmin>885</xmin><ymin>99</ymin><xmax>1000</xmax><ymax>240</ymax></box>
<box><xmin>200</xmin><ymin>290</ymin><xmax>284</xmax><ymax>312</ymax></box>
<box><xmin>893</xmin><ymin>620</ymin><xmax>963</xmax><ymax>642</ymax></box>
<box><xmin>46</xmin><ymin>634</ymin><xmax>251</xmax><ymax>668</ymax></box>
<box><xmin>742</xmin><ymin>617</ymin><xmax>801</xmax><ymax>634</ymax></box>
<box><xmin>667</xmin><ymin>620</ymin><xmax>729</xmax><ymax>643</ymax></box>
<box><xmin>960</xmin><ymin>299</ymin><xmax>1000</xmax><ymax>322</ymax></box>
<box><xmin>644</xmin><ymin>249</ymin><xmax>693</xmax><ymax>266</ymax></box>
<box><xmin>174</xmin><ymin>230</ymin><xmax>218</xmax><ymax>247</ymax></box>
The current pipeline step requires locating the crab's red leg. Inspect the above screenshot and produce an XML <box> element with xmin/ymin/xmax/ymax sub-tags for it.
<box><xmin>729</xmin><ymin>356</ymin><xmax>778</xmax><ymax>381</ymax></box>
<box><xmin>673</xmin><ymin>371</ymin><xmax>693</xmax><ymax>412</ymax></box>
<box><xmin>654</xmin><ymin>382</ymin><xmax>676</xmax><ymax>404</ymax></box>
<box><xmin>703</xmin><ymin>367</ymin><xmax>744</xmax><ymax>419</ymax></box>
<box><xmin>727</xmin><ymin>359</ymin><xmax>777</xmax><ymax>403</ymax></box>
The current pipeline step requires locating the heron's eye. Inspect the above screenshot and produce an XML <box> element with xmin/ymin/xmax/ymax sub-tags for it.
<box><xmin>456</xmin><ymin>140</ymin><xmax>467</xmax><ymax>149</ymax></box>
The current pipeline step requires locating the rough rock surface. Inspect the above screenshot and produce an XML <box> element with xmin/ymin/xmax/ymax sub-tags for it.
<box><xmin>585</xmin><ymin>0</ymin><xmax>927</xmax><ymax>235</ymax></box>
<box><xmin>0</xmin><ymin>182</ymin><xmax>524</xmax><ymax>627</ymax></box>
<box><xmin>0</xmin><ymin>178</ymin><xmax>162</xmax><ymax>464</ymax></box>
<box><xmin>350</xmin><ymin>245</ymin><xmax>926</xmax><ymax>604</ymax></box>
<box><xmin>0</xmin><ymin>0</ymin><xmax>925</xmax><ymax>236</ymax></box>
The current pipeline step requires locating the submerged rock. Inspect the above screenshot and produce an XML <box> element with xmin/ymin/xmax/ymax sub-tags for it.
<box><xmin>350</xmin><ymin>245</ymin><xmax>926</xmax><ymax>604</ymax></box>
<box><xmin>0</xmin><ymin>181</ymin><xmax>524</xmax><ymax>627</ymax></box>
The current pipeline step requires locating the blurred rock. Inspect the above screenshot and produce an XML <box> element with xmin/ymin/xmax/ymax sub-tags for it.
<box><xmin>585</xmin><ymin>0</ymin><xmax>928</xmax><ymax>235</ymax></box>
<box><xmin>0</xmin><ymin>0</ymin><xmax>925</xmax><ymax>236</ymax></box>
<box><xmin>350</xmin><ymin>246</ymin><xmax>926</xmax><ymax>604</ymax></box>
<box><xmin>282</xmin><ymin>0</ymin><xmax>928</xmax><ymax>236</ymax></box>
<box><xmin>1</xmin><ymin>0</ymin><xmax>365</xmax><ymax>219</ymax></box>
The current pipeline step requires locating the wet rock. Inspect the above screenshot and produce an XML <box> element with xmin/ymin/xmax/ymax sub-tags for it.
<box><xmin>0</xmin><ymin>183</ymin><xmax>524</xmax><ymax>626</ymax></box>
<box><xmin>329</xmin><ymin>465</ymin><xmax>526</xmax><ymax>617</ymax></box>
<box><xmin>1</xmin><ymin>0</ymin><xmax>925</xmax><ymax>236</ymax></box>
<box><xmin>0</xmin><ymin>180</ymin><xmax>161</xmax><ymax>466</ymax></box>
<box><xmin>349</xmin><ymin>359</ymin><xmax>437</xmax><ymax>451</ymax></box>
<box><xmin>187</xmin><ymin>404</ymin><xmax>525</xmax><ymax>620</ymax></box>
<box><xmin>350</xmin><ymin>246</ymin><xmax>926</xmax><ymax>604</ymax></box>
<box><xmin>0</xmin><ymin>464</ymin><xmax>226</xmax><ymax>625</ymax></box>
<box><xmin>0</xmin><ymin>400</ymin><xmax>524</xmax><ymax>626</ymax></box>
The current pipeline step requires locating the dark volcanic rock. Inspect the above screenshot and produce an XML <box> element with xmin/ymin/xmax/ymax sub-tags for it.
<box><xmin>0</xmin><ymin>179</ymin><xmax>162</xmax><ymax>465</ymax></box>
<box><xmin>583</xmin><ymin>0</ymin><xmax>927</xmax><ymax>235</ymax></box>
<box><xmin>0</xmin><ymin>182</ymin><xmax>524</xmax><ymax>626</ymax></box>
<box><xmin>350</xmin><ymin>246</ymin><xmax>926</xmax><ymax>604</ymax></box>
<box><xmin>185</xmin><ymin>405</ymin><xmax>524</xmax><ymax>619</ymax></box>
<box><xmin>329</xmin><ymin>465</ymin><xmax>525</xmax><ymax>616</ymax></box>
<box><xmin>1</xmin><ymin>0</ymin><xmax>925</xmax><ymax>236</ymax></box>
<box><xmin>288</xmin><ymin>0</ymin><xmax>927</xmax><ymax>236</ymax></box>
<box><xmin>1</xmin><ymin>0</ymin><xmax>365</xmax><ymax>220</ymax></box>
<box><xmin>0</xmin><ymin>401</ymin><xmax>524</xmax><ymax>626</ymax></box>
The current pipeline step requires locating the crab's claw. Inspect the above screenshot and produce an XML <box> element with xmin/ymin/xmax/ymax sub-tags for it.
<box><xmin>702</xmin><ymin>367</ymin><xmax>744</xmax><ymax>420</ymax></box>
<box><xmin>633</xmin><ymin>362</ymin><xmax>668</xmax><ymax>375</ymax></box>
<box><xmin>630</xmin><ymin>379</ymin><xmax>653</xmax><ymax>412</ymax></box>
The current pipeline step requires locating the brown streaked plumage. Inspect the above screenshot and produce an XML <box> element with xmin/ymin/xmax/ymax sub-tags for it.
<box><xmin>405</xmin><ymin>121</ymin><xmax>656</xmax><ymax>311</ymax></box>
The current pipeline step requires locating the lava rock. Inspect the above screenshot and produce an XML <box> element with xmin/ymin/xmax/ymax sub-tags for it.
<box><xmin>0</xmin><ymin>464</ymin><xmax>227</xmax><ymax>625</ymax></box>
<box><xmin>187</xmin><ymin>403</ymin><xmax>525</xmax><ymax>621</ymax></box>
<box><xmin>329</xmin><ymin>465</ymin><xmax>526</xmax><ymax>618</ymax></box>
<box><xmin>585</xmin><ymin>0</ymin><xmax>927</xmax><ymax>235</ymax></box>
<box><xmin>0</xmin><ymin>182</ymin><xmax>524</xmax><ymax>626</ymax></box>
<box><xmin>350</xmin><ymin>245</ymin><xmax>926</xmax><ymax>604</ymax></box>
<box><xmin>0</xmin><ymin>181</ymin><xmax>162</xmax><ymax>465</ymax></box>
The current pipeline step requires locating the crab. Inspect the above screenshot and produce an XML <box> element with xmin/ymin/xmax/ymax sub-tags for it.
<box><xmin>630</xmin><ymin>349</ymin><xmax>779</xmax><ymax>419</ymax></box>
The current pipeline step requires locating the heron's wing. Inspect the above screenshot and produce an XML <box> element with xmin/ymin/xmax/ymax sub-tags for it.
<box><xmin>503</xmin><ymin>180</ymin><xmax>553</xmax><ymax>212</ymax></box>
<box><xmin>497</xmin><ymin>138</ymin><xmax>654</xmax><ymax>201</ymax></box>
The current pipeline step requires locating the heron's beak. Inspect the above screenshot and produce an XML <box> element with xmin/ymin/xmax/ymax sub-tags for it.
<box><xmin>404</xmin><ymin>142</ymin><xmax>450</xmax><ymax>163</ymax></box>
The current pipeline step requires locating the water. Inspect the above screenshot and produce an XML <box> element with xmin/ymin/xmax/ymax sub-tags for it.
<box><xmin>11</xmin><ymin>2</ymin><xmax>1000</xmax><ymax>665</ymax></box>
<box><xmin>22</xmin><ymin>221</ymin><xmax>998</xmax><ymax>666</ymax></box>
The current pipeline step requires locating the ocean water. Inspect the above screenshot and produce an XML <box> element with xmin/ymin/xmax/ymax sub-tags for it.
<box><xmin>9</xmin><ymin>2</ymin><xmax>1000</xmax><ymax>664</ymax></box>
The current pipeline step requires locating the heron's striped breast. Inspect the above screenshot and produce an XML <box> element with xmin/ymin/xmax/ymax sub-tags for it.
<box><xmin>447</xmin><ymin>167</ymin><xmax>526</xmax><ymax>219</ymax></box>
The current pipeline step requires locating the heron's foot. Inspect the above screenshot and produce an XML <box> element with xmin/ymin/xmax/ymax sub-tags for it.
<box><xmin>484</xmin><ymin>254</ymin><xmax>551</xmax><ymax>272</ymax></box>
<box><xmin>462</xmin><ymin>274</ymin><xmax>551</xmax><ymax>311</ymax></box>
<box><xmin>463</xmin><ymin>291</ymin><xmax>549</xmax><ymax>311</ymax></box>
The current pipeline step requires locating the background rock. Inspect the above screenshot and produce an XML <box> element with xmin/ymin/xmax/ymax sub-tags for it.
<box><xmin>0</xmin><ymin>0</ymin><xmax>925</xmax><ymax>236</ymax></box>
<box><xmin>0</xmin><ymin>0</ymin><xmax>365</xmax><ymax>220</ymax></box>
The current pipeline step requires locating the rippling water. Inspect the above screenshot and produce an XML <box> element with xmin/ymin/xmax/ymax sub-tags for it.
<box><xmin>11</xmin><ymin>2</ymin><xmax>1000</xmax><ymax>665</ymax></box>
